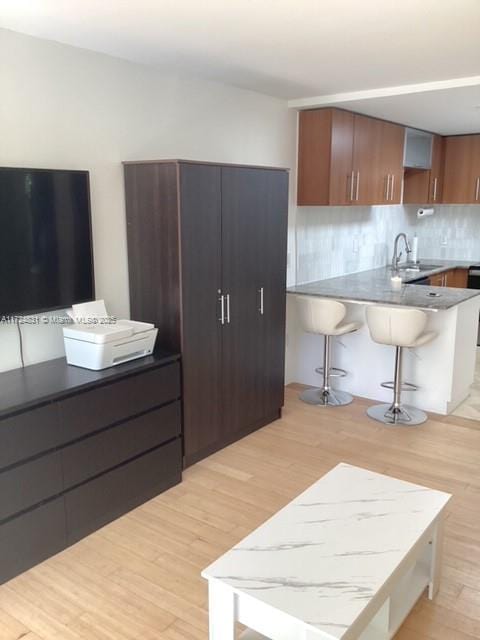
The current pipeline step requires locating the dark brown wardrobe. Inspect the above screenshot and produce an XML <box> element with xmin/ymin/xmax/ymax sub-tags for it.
<box><xmin>123</xmin><ymin>160</ymin><xmax>289</xmax><ymax>466</ymax></box>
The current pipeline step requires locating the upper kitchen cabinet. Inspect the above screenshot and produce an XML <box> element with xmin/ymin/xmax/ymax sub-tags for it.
<box><xmin>403</xmin><ymin>134</ymin><xmax>445</xmax><ymax>204</ymax></box>
<box><xmin>297</xmin><ymin>108</ymin><xmax>404</xmax><ymax>206</ymax></box>
<box><xmin>430</xmin><ymin>134</ymin><xmax>446</xmax><ymax>203</ymax></box>
<box><xmin>297</xmin><ymin>108</ymin><xmax>354</xmax><ymax>206</ymax></box>
<box><xmin>379</xmin><ymin>120</ymin><xmax>405</xmax><ymax>204</ymax></box>
<box><xmin>443</xmin><ymin>135</ymin><xmax>480</xmax><ymax>204</ymax></box>
<box><xmin>350</xmin><ymin>114</ymin><xmax>383</xmax><ymax>205</ymax></box>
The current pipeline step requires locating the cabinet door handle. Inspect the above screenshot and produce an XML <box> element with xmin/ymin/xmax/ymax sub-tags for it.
<box><xmin>476</xmin><ymin>177</ymin><xmax>480</xmax><ymax>201</ymax></box>
<box><xmin>390</xmin><ymin>174</ymin><xmax>395</xmax><ymax>201</ymax></box>
<box><xmin>432</xmin><ymin>177</ymin><xmax>438</xmax><ymax>202</ymax></box>
<box><xmin>384</xmin><ymin>174</ymin><xmax>390</xmax><ymax>201</ymax></box>
<box><xmin>349</xmin><ymin>172</ymin><xmax>355</xmax><ymax>201</ymax></box>
<box><xmin>226</xmin><ymin>293</ymin><xmax>231</xmax><ymax>324</ymax></box>
<box><xmin>355</xmin><ymin>171</ymin><xmax>360</xmax><ymax>201</ymax></box>
<box><xmin>218</xmin><ymin>293</ymin><xmax>225</xmax><ymax>325</ymax></box>
<box><xmin>259</xmin><ymin>287</ymin><xmax>264</xmax><ymax>315</ymax></box>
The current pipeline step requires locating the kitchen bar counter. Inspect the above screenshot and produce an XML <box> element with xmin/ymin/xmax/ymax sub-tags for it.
<box><xmin>286</xmin><ymin>261</ymin><xmax>480</xmax><ymax>415</ymax></box>
<box><xmin>288</xmin><ymin>263</ymin><xmax>480</xmax><ymax>310</ymax></box>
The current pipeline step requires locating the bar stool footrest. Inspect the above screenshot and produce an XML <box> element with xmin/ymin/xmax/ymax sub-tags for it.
<box><xmin>315</xmin><ymin>367</ymin><xmax>348</xmax><ymax>378</ymax></box>
<box><xmin>380</xmin><ymin>381</ymin><xmax>418</xmax><ymax>392</ymax></box>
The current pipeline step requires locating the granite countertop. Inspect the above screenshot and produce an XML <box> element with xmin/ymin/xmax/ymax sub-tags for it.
<box><xmin>202</xmin><ymin>463</ymin><xmax>451</xmax><ymax>640</ymax></box>
<box><xmin>288</xmin><ymin>261</ymin><xmax>480</xmax><ymax>310</ymax></box>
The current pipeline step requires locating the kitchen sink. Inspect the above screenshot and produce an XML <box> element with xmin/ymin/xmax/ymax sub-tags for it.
<box><xmin>395</xmin><ymin>263</ymin><xmax>443</xmax><ymax>272</ymax></box>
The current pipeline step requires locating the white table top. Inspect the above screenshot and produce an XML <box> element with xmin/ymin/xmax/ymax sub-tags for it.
<box><xmin>202</xmin><ymin>463</ymin><xmax>451</xmax><ymax>640</ymax></box>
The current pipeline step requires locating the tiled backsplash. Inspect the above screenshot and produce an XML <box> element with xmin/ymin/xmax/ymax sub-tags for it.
<box><xmin>295</xmin><ymin>204</ymin><xmax>480</xmax><ymax>283</ymax></box>
<box><xmin>409</xmin><ymin>205</ymin><xmax>480</xmax><ymax>262</ymax></box>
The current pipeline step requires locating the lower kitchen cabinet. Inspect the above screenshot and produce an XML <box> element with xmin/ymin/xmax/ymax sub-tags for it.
<box><xmin>0</xmin><ymin>351</ymin><xmax>182</xmax><ymax>584</ymax></box>
<box><xmin>429</xmin><ymin>268</ymin><xmax>469</xmax><ymax>288</ymax></box>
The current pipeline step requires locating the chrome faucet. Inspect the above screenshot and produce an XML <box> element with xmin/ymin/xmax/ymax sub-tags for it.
<box><xmin>391</xmin><ymin>233</ymin><xmax>412</xmax><ymax>270</ymax></box>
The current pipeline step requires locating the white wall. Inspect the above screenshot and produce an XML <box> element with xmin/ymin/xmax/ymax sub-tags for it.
<box><xmin>0</xmin><ymin>28</ymin><xmax>297</xmax><ymax>372</ymax></box>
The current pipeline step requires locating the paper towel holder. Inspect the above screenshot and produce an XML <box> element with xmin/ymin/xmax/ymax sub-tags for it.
<box><xmin>417</xmin><ymin>207</ymin><xmax>435</xmax><ymax>219</ymax></box>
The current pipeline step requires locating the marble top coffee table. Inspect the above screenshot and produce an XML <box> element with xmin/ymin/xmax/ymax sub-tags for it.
<box><xmin>202</xmin><ymin>463</ymin><xmax>451</xmax><ymax>640</ymax></box>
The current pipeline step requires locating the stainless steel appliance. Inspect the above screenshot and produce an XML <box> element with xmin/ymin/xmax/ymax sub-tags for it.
<box><xmin>468</xmin><ymin>267</ymin><xmax>480</xmax><ymax>346</ymax></box>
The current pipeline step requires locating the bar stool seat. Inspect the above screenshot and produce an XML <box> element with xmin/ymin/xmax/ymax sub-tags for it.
<box><xmin>366</xmin><ymin>305</ymin><xmax>437</xmax><ymax>426</ymax></box>
<box><xmin>296</xmin><ymin>296</ymin><xmax>361</xmax><ymax>407</ymax></box>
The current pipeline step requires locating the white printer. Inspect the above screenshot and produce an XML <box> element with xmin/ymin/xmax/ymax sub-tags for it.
<box><xmin>63</xmin><ymin>300</ymin><xmax>158</xmax><ymax>370</ymax></box>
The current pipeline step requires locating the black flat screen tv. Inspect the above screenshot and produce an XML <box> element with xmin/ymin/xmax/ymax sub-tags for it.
<box><xmin>0</xmin><ymin>167</ymin><xmax>94</xmax><ymax>316</ymax></box>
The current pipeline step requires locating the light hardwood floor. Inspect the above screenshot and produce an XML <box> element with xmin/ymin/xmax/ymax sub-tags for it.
<box><xmin>1</xmin><ymin>385</ymin><xmax>480</xmax><ymax>640</ymax></box>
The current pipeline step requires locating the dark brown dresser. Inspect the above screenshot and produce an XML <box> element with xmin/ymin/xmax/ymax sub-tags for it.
<box><xmin>0</xmin><ymin>350</ymin><xmax>182</xmax><ymax>584</ymax></box>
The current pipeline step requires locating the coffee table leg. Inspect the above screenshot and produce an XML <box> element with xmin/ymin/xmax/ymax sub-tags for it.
<box><xmin>208</xmin><ymin>580</ymin><xmax>236</xmax><ymax>640</ymax></box>
<box><xmin>428</xmin><ymin>517</ymin><xmax>444</xmax><ymax>600</ymax></box>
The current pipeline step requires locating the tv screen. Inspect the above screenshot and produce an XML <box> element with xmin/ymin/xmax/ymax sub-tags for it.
<box><xmin>0</xmin><ymin>167</ymin><xmax>94</xmax><ymax>316</ymax></box>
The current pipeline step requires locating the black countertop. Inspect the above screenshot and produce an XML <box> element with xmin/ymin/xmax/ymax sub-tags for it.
<box><xmin>0</xmin><ymin>350</ymin><xmax>180</xmax><ymax>420</ymax></box>
<box><xmin>288</xmin><ymin>261</ymin><xmax>480</xmax><ymax>310</ymax></box>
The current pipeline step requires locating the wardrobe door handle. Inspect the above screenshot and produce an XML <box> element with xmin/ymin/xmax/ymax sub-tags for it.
<box><xmin>432</xmin><ymin>177</ymin><xmax>438</xmax><ymax>202</ymax></box>
<box><xmin>226</xmin><ymin>294</ymin><xmax>231</xmax><ymax>324</ymax></box>
<box><xmin>218</xmin><ymin>293</ymin><xmax>225</xmax><ymax>325</ymax></box>
<box><xmin>259</xmin><ymin>287</ymin><xmax>264</xmax><ymax>315</ymax></box>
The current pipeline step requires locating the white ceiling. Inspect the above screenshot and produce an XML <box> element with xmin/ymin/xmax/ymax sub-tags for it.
<box><xmin>1</xmin><ymin>0</ymin><xmax>480</xmax><ymax>133</ymax></box>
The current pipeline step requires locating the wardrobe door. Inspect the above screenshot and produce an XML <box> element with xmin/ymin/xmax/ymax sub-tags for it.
<box><xmin>257</xmin><ymin>170</ymin><xmax>289</xmax><ymax>417</ymax></box>
<box><xmin>179</xmin><ymin>163</ymin><xmax>223</xmax><ymax>465</ymax></box>
<box><xmin>221</xmin><ymin>167</ymin><xmax>267</xmax><ymax>436</ymax></box>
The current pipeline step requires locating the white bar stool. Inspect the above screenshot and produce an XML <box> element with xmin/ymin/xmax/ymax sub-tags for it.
<box><xmin>296</xmin><ymin>296</ymin><xmax>361</xmax><ymax>407</ymax></box>
<box><xmin>366</xmin><ymin>305</ymin><xmax>437</xmax><ymax>426</ymax></box>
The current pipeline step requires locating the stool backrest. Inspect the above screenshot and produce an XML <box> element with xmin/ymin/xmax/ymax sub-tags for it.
<box><xmin>366</xmin><ymin>306</ymin><xmax>428</xmax><ymax>347</ymax></box>
<box><xmin>296</xmin><ymin>296</ymin><xmax>347</xmax><ymax>335</ymax></box>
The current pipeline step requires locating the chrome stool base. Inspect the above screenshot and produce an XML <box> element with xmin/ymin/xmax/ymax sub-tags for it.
<box><xmin>314</xmin><ymin>366</ymin><xmax>347</xmax><ymax>378</ymax></box>
<box><xmin>300</xmin><ymin>388</ymin><xmax>353</xmax><ymax>407</ymax></box>
<box><xmin>367</xmin><ymin>403</ymin><xmax>427</xmax><ymax>426</ymax></box>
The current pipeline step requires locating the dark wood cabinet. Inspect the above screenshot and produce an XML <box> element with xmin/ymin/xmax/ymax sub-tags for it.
<box><xmin>0</xmin><ymin>498</ymin><xmax>67</xmax><ymax>584</ymax></box>
<box><xmin>179</xmin><ymin>164</ymin><xmax>224</xmax><ymax>458</ymax></box>
<box><xmin>0</xmin><ymin>352</ymin><xmax>181</xmax><ymax>584</ymax></box>
<box><xmin>124</xmin><ymin>160</ymin><xmax>289</xmax><ymax>466</ymax></box>
<box><xmin>220</xmin><ymin>167</ymin><xmax>288</xmax><ymax>438</ymax></box>
<box><xmin>443</xmin><ymin>135</ymin><xmax>480</xmax><ymax>204</ymax></box>
<box><xmin>65</xmin><ymin>439</ymin><xmax>182</xmax><ymax>544</ymax></box>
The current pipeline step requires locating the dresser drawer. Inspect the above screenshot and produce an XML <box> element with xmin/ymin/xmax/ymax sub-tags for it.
<box><xmin>59</xmin><ymin>362</ymin><xmax>180</xmax><ymax>441</ymax></box>
<box><xmin>0</xmin><ymin>451</ymin><xmax>63</xmax><ymax>522</ymax></box>
<box><xmin>0</xmin><ymin>404</ymin><xmax>62</xmax><ymax>470</ymax></box>
<box><xmin>0</xmin><ymin>497</ymin><xmax>66</xmax><ymax>584</ymax></box>
<box><xmin>65</xmin><ymin>438</ymin><xmax>182</xmax><ymax>544</ymax></box>
<box><xmin>62</xmin><ymin>401</ymin><xmax>181</xmax><ymax>489</ymax></box>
